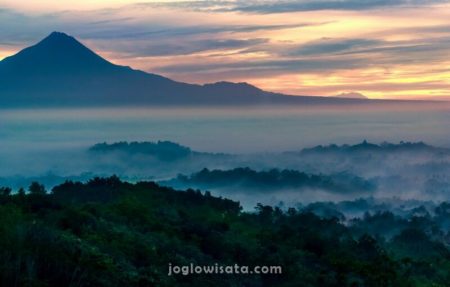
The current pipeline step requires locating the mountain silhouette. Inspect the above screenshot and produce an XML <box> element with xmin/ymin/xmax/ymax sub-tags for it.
<box><xmin>0</xmin><ymin>32</ymin><xmax>371</xmax><ymax>106</ymax></box>
<box><xmin>334</xmin><ymin>92</ymin><xmax>368</xmax><ymax>99</ymax></box>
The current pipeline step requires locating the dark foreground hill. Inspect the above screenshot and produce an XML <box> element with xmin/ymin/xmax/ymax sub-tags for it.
<box><xmin>0</xmin><ymin>32</ymin><xmax>375</xmax><ymax>107</ymax></box>
<box><xmin>1</xmin><ymin>177</ymin><xmax>450</xmax><ymax>286</ymax></box>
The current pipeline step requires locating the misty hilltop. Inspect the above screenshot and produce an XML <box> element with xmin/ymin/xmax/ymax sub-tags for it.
<box><xmin>0</xmin><ymin>32</ymin><xmax>376</xmax><ymax>107</ymax></box>
<box><xmin>89</xmin><ymin>141</ymin><xmax>197</xmax><ymax>161</ymax></box>
<box><xmin>297</xmin><ymin>141</ymin><xmax>450</xmax><ymax>155</ymax></box>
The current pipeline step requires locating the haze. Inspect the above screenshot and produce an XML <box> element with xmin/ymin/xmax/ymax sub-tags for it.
<box><xmin>1</xmin><ymin>105</ymin><xmax>449</xmax><ymax>211</ymax></box>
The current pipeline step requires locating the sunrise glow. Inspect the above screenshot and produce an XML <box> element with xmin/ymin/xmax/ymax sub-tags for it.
<box><xmin>2</xmin><ymin>0</ymin><xmax>450</xmax><ymax>99</ymax></box>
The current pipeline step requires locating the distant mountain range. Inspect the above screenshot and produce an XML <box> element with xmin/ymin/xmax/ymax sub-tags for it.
<box><xmin>90</xmin><ymin>140</ymin><xmax>449</xmax><ymax>160</ymax></box>
<box><xmin>0</xmin><ymin>31</ymin><xmax>401</xmax><ymax>107</ymax></box>
<box><xmin>334</xmin><ymin>92</ymin><xmax>368</xmax><ymax>99</ymax></box>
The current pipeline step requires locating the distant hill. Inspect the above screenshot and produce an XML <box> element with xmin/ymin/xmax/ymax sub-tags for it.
<box><xmin>334</xmin><ymin>92</ymin><xmax>368</xmax><ymax>99</ymax></box>
<box><xmin>88</xmin><ymin>140</ymin><xmax>231</xmax><ymax>164</ymax></box>
<box><xmin>297</xmin><ymin>141</ymin><xmax>450</xmax><ymax>155</ymax></box>
<box><xmin>0</xmin><ymin>32</ymin><xmax>377</xmax><ymax>107</ymax></box>
<box><xmin>89</xmin><ymin>140</ymin><xmax>449</xmax><ymax>163</ymax></box>
<box><xmin>89</xmin><ymin>141</ymin><xmax>195</xmax><ymax>161</ymax></box>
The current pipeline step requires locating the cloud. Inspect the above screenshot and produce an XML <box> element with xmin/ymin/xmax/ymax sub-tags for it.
<box><xmin>137</xmin><ymin>0</ymin><xmax>450</xmax><ymax>14</ymax></box>
<box><xmin>325</xmin><ymin>81</ymin><xmax>450</xmax><ymax>93</ymax></box>
<box><xmin>287</xmin><ymin>38</ymin><xmax>382</xmax><ymax>56</ymax></box>
<box><xmin>0</xmin><ymin>5</ymin><xmax>327</xmax><ymax>60</ymax></box>
<box><xmin>0</xmin><ymin>6</ymin><xmax>323</xmax><ymax>42</ymax></box>
<box><xmin>278</xmin><ymin>36</ymin><xmax>450</xmax><ymax>66</ymax></box>
<box><xmin>95</xmin><ymin>38</ymin><xmax>269</xmax><ymax>57</ymax></box>
<box><xmin>155</xmin><ymin>56</ymin><xmax>368</xmax><ymax>77</ymax></box>
<box><xmin>147</xmin><ymin>34</ymin><xmax>450</xmax><ymax>86</ymax></box>
<box><xmin>229</xmin><ymin>0</ymin><xmax>450</xmax><ymax>13</ymax></box>
<box><xmin>77</xmin><ymin>22</ymin><xmax>324</xmax><ymax>40</ymax></box>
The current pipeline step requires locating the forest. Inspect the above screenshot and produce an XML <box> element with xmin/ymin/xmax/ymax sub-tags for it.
<box><xmin>167</xmin><ymin>167</ymin><xmax>375</xmax><ymax>193</ymax></box>
<box><xmin>1</xmin><ymin>177</ymin><xmax>450</xmax><ymax>286</ymax></box>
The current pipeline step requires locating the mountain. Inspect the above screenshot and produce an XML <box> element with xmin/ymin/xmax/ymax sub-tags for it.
<box><xmin>334</xmin><ymin>92</ymin><xmax>368</xmax><ymax>99</ymax></box>
<box><xmin>0</xmin><ymin>32</ymin><xmax>374</xmax><ymax>106</ymax></box>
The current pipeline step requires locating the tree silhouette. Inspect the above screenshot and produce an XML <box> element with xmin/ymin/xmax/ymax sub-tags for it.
<box><xmin>28</xmin><ymin>182</ymin><xmax>47</xmax><ymax>195</ymax></box>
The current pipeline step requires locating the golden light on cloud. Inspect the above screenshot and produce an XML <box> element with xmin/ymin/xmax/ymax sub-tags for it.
<box><xmin>0</xmin><ymin>48</ymin><xmax>18</xmax><ymax>61</ymax></box>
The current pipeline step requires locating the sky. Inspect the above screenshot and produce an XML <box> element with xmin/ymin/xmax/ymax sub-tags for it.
<box><xmin>1</xmin><ymin>0</ymin><xmax>450</xmax><ymax>99</ymax></box>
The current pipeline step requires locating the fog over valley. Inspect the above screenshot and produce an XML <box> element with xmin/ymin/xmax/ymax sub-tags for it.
<box><xmin>1</xmin><ymin>105</ymin><xmax>449</xmax><ymax>212</ymax></box>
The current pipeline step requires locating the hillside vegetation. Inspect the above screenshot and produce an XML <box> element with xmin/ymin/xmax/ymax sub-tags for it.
<box><xmin>1</xmin><ymin>177</ymin><xmax>450</xmax><ymax>286</ymax></box>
